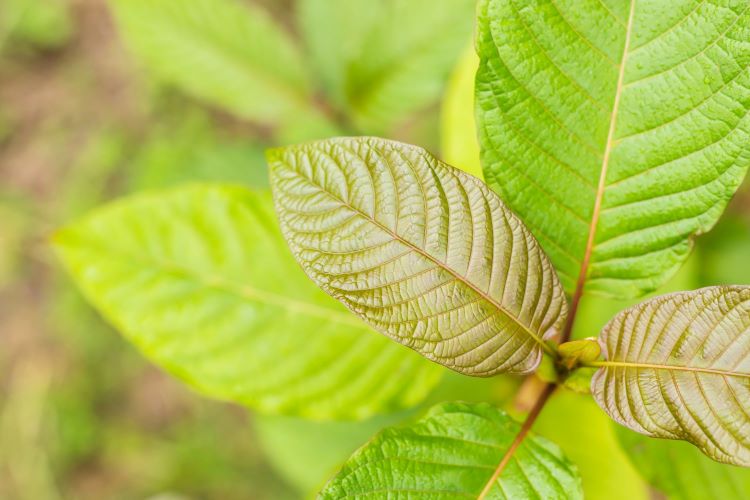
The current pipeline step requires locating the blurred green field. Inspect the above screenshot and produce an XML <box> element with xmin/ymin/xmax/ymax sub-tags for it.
<box><xmin>1</xmin><ymin>1</ymin><xmax>749</xmax><ymax>499</ymax></box>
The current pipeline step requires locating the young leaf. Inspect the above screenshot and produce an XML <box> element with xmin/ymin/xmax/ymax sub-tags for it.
<box><xmin>476</xmin><ymin>0</ymin><xmax>750</xmax><ymax>298</ymax></box>
<box><xmin>591</xmin><ymin>286</ymin><xmax>750</xmax><ymax>466</ymax></box>
<box><xmin>108</xmin><ymin>0</ymin><xmax>328</xmax><ymax>128</ymax></box>
<box><xmin>617</xmin><ymin>427</ymin><xmax>750</xmax><ymax>500</ymax></box>
<box><xmin>269</xmin><ymin>137</ymin><xmax>567</xmax><ymax>376</ymax></box>
<box><xmin>319</xmin><ymin>402</ymin><xmax>583</xmax><ymax>499</ymax></box>
<box><xmin>53</xmin><ymin>185</ymin><xmax>443</xmax><ymax>420</ymax></box>
<box><xmin>298</xmin><ymin>0</ymin><xmax>476</xmax><ymax>134</ymax></box>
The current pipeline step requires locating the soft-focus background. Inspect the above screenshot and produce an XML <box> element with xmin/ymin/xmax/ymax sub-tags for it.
<box><xmin>1</xmin><ymin>1</ymin><xmax>748</xmax><ymax>499</ymax></box>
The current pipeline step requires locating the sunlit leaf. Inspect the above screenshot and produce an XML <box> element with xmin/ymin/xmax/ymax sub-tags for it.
<box><xmin>54</xmin><ymin>185</ymin><xmax>442</xmax><ymax>420</ymax></box>
<box><xmin>592</xmin><ymin>286</ymin><xmax>750</xmax><ymax>465</ymax></box>
<box><xmin>617</xmin><ymin>426</ymin><xmax>750</xmax><ymax>500</ymax></box>
<box><xmin>269</xmin><ymin>137</ymin><xmax>567</xmax><ymax>376</ymax></box>
<box><xmin>298</xmin><ymin>0</ymin><xmax>476</xmax><ymax>134</ymax></box>
<box><xmin>108</xmin><ymin>0</ymin><xmax>328</xmax><ymax>127</ymax></box>
<box><xmin>319</xmin><ymin>402</ymin><xmax>582</xmax><ymax>498</ymax></box>
<box><xmin>476</xmin><ymin>0</ymin><xmax>750</xmax><ymax>298</ymax></box>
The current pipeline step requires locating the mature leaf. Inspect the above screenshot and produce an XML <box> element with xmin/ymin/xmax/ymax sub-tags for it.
<box><xmin>618</xmin><ymin>427</ymin><xmax>750</xmax><ymax>500</ymax></box>
<box><xmin>269</xmin><ymin>137</ymin><xmax>567</xmax><ymax>376</ymax></box>
<box><xmin>535</xmin><ymin>391</ymin><xmax>649</xmax><ymax>500</ymax></box>
<box><xmin>319</xmin><ymin>402</ymin><xmax>583</xmax><ymax>499</ymax></box>
<box><xmin>592</xmin><ymin>286</ymin><xmax>750</xmax><ymax>466</ymax></box>
<box><xmin>54</xmin><ymin>185</ymin><xmax>443</xmax><ymax>420</ymax></box>
<box><xmin>108</xmin><ymin>0</ymin><xmax>328</xmax><ymax>127</ymax></box>
<box><xmin>476</xmin><ymin>0</ymin><xmax>750</xmax><ymax>298</ymax></box>
<box><xmin>298</xmin><ymin>0</ymin><xmax>476</xmax><ymax>134</ymax></box>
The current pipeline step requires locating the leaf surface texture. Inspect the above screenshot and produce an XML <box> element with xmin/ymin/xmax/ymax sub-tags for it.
<box><xmin>269</xmin><ymin>137</ymin><xmax>567</xmax><ymax>376</ymax></box>
<box><xmin>592</xmin><ymin>286</ymin><xmax>750</xmax><ymax>465</ymax></box>
<box><xmin>319</xmin><ymin>402</ymin><xmax>582</xmax><ymax>499</ymax></box>
<box><xmin>476</xmin><ymin>0</ymin><xmax>750</xmax><ymax>297</ymax></box>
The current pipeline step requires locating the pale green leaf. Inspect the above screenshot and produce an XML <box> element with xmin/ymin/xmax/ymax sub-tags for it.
<box><xmin>476</xmin><ymin>0</ymin><xmax>750</xmax><ymax>298</ymax></box>
<box><xmin>319</xmin><ymin>401</ymin><xmax>582</xmax><ymax>499</ymax></box>
<box><xmin>108</xmin><ymin>0</ymin><xmax>326</xmax><ymax>127</ymax></box>
<box><xmin>53</xmin><ymin>185</ymin><xmax>442</xmax><ymax>420</ymax></box>
<box><xmin>617</xmin><ymin>426</ymin><xmax>750</xmax><ymax>500</ymax></box>
<box><xmin>298</xmin><ymin>0</ymin><xmax>476</xmax><ymax>134</ymax></box>
<box><xmin>591</xmin><ymin>286</ymin><xmax>750</xmax><ymax>466</ymax></box>
<box><xmin>269</xmin><ymin>137</ymin><xmax>567</xmax><ymax>376</ymax></box>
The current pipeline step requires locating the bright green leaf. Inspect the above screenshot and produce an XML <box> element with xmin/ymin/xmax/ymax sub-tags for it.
<box><xmin>108</xmin><ymin>0</ymin><xmax>326</xmax><ymax>127</ymax></box>
<box><xmin>476</xmin><ymin>0</ymin><xmax>750</xmax><ymax>298</ymax></box>
<box><xmin>53</xmin><ymin>185</ymin><xmax>442</xmax><ymax>420</ymax></box>
<box><xmin>319</xmin><ymin>402</ymin><xmax>583</xmax><ymax>499</ymax></box>
<box><xmin>617</xmin><ymin>426</ymin><xmax>750</xmax><ymax>500</ymax></box>
<box><xmin>269</xmin><ymin>137</ymin><xmax>567</xmax><ymax>376</ymax></box>
<box><xmin>591</xmin><ymin>286</ymin><xmax>750</xmax><ymax>466</ymax></box>
<box><xmin>298</xmin><ymin>0</ymin><xmax>476</xmax><ymax>134</ymax></box>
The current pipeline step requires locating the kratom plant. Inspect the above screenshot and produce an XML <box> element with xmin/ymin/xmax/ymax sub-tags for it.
<box><xmin>55</xmin><ymin>0</ymin><xmax>750</xmax><ymax>497</ymax></box>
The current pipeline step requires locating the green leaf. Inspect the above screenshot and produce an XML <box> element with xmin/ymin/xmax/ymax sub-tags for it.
<box><xmin>108</xmin><ymin>0</ymin><xmax>327</xmax><ymax>127</ymax></box>
<box><xmin>298</xmin><ymin>0</ymin><xmax>476</xmax><ymax>134</ymax></box>
<box><xmin>591</xmin><ymin>286</ymin><xmax>750</xmax><ymax>466</ymax></box>
<box><xmin>53</xmin><ymin>185</ymin><xmax>443</xmax><ymax>420</ymax></box>
<box><xmin>320</xmin><ymin>402</ymin><xmax>582</xmax><ymax>498</ymax></box>
<box><xmin>617</xmin><ymin>426</ymin><xmax>750</xmax><ymax>500</ymax></box>
<box><xmin>269</xmin><ymin>137</ymin><xmax>567</xmax><ymax>376</ymax></box>
<box><xmin>476</xmin><ymin>0</ymin><xmax>750</xmax><ymax>298</ymax></box>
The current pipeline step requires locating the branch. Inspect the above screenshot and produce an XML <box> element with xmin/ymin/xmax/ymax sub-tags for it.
<box><xmin>477</xmin><ymin>383</ymin><xmax>557</xmax><ymax>499</ymax></box>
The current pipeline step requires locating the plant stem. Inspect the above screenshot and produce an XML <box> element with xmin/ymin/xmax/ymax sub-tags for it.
<box><xmin>477</xmin><ymin>383</ymin><xmax>557</xmax><ymax>500</ymax></box>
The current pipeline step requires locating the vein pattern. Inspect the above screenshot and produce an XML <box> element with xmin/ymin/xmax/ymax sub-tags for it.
<box><xmin>476</xmin><ymin>0</ymin><xmax>750</xmax><ymax>298</ymax></box>
<box><xmin>592</xmin><ymin>286</ymin><xmax>750</xmax><ymax>466</ymax></box>
<box><xmin>269</xmin><ymin>137</ymin><xmax>567</xmax><ymax>376</ymax></box>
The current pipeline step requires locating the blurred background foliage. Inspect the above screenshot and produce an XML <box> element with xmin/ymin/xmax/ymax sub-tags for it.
<box><xmin>0</xmin><ymin>0</ymin><xmax>748</xmax><ymax>499</ymax></box>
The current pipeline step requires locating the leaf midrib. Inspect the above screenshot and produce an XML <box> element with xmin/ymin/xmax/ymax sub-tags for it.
<box><xmin>65</xmin><ymin>235</ymin><xmax>367</xmax><ymax>329</ymax></box>
<box><xmin>587</xmin><ymin>360</ymin><xmax>750</xmax><ymax>379</ymax></box>
<box><xmin>287</xmin><ymin>164</ymin><xmax>556</xmax><ymax>357</ymax></box>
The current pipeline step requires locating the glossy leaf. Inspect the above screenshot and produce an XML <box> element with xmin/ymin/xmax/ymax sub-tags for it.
<box><xmin>319</xmin><ymin>402</ymin><xmax>583</xmax><ymax>499</ymax></box>
<box><xmin>617</xmin><ymin>427</ymin><xmax>750</xmax><ymax>500</ymax></box>
<box><xmin>592</xmin><ymin>286</ymin><xmax>750</xmax><ymax>466</ymax></box>
<box><xmin>298</xmin><ymin>0</ymin><xmax>475</xmax><ymax>134</ymax></box>
<box><xmin>108</xmin><ymin>0</ymin><xmax>328</xmax><ymax>128</ymax></box>
<box><xmin>269</xmin><ymin>137</ymin><xmax>567</xmax><ymax>376</ymax></box>
<box><xmin>54</xmin><ymin>185</ymin><xmax>442</xmax><ymax>420</ymax></box>
<box><xmin>476</xmin><ymin>0</ymin><xmax>750</xmax><ymax>298</ymax></box>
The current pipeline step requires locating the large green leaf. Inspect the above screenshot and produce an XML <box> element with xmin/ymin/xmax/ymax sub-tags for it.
<box><xmin>319</xmin><ymin>401</ymin><xmax>582</xmax><ymax>498</ymax></box>
<box><xmin>298</xmin><ymin>0</ymin><xmax>476</xmax><ymax>134</ymax></box>
<box><xmin>53</xmin><ymin>185</ymin><xmax>442</xmax><ymax>420</ymax></box>
<box><xmin>269</xmin><ymin>137</ymin><xmax>567</xmax><ymax>376</ymax></box>
<box><xmin>591</xmin><ymin>286</ymin><xmax>750</xmax><ymax>466</ymax></box>
<box><xmin>617</xmin><ymin>426</ymin><xmax>750</xmax><ymax>500</ymax></box>
<box><xmin>108</xmin><ymin>0</ymin><xmax>330</xmax><ymax>129</ymax></box>
<box><xmin>476</xmin><ymin>0</ymin><xmax>750</xmax><ymax>298</ymax></box>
